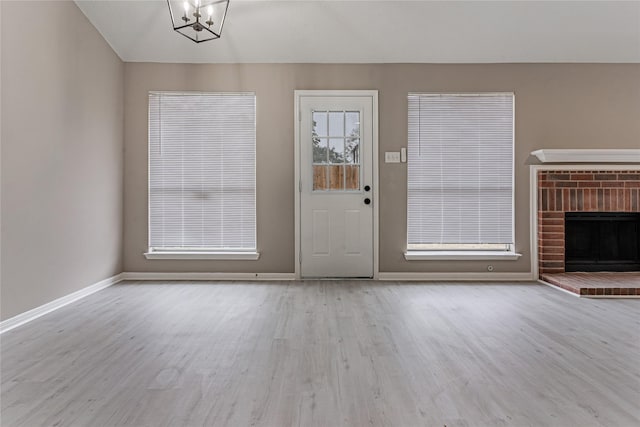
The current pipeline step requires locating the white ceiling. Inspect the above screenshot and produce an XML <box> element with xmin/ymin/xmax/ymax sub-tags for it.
<box><xmin>75</xmin><ymin>0</ymin><xmax>640</xmax><ymax>63</ymax></box>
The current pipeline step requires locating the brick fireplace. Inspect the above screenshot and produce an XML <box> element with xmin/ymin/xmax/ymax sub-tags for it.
<box><xmin>537</xmin><ymin>170</ymin><xmax>640</xmax><ymax>276</ymax></box>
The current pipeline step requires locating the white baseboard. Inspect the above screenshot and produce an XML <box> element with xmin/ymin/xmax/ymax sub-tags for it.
<box><xmin>122</xmin><ymin>272</ymin><xmax>534</xmax><ymax>282</ymax></box>
<box><xmin>377</xmin><ymin>272</ymin><xmax>535</xmax><ymax>281</ymax></box>
<box><xmin>121</xmin><ymin>272</ymin><xmax>296</xmax><ymax>281</ymax></box>
<box><xmin>0</xmin><ymin>273</ymin><xmax>124</xmax><ymax>334</ymax></box>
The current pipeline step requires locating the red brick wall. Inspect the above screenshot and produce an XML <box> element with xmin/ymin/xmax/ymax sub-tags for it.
<box><xmin>537</xmin><ymin>170</ymin><xmax>640</xmax><ymax>275</ymax></box>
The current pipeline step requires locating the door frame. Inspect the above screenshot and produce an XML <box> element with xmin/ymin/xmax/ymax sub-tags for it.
<box><xmin>294</xmin><ymin>90</ymin><xmax>379</xmax><ymax>280</ymax></box>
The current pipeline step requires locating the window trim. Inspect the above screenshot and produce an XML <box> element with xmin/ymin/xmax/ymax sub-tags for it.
<box><xmin>405</xmin><ymin>92</ymin><xmax>517</xmax><ymax>260</ymax></box>
<box><xmin>144</xmin><ymin>251</ymin><xmax>260</xmax><ymax>260</ymax></box>
<box><xmin>405</xmin><ymin>244</ymin><xmax>521</xmax><ymax>261</ymax></box>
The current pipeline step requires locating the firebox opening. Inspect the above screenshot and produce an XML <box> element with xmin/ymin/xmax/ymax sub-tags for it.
<box><xmin>565</xmin><ymin>212</ymin><xmax>640</xmax><ymax>272</ymax></box>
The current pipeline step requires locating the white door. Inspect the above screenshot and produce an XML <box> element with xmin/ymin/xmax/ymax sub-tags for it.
<box><xmin>299</xmin><ymin>94</ymin><xmax>375</xmax><ymax>278</ymax></box>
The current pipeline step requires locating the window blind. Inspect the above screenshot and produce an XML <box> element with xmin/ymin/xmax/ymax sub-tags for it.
<box><xmin>148</xmin><ymin>92</ymin><xmax>256</xmax><ymax>251</ymax></box>
<box><xmin>407</xmin><ymin>93</ymin><xmax>514</xmax><ymax>249</ymax></box>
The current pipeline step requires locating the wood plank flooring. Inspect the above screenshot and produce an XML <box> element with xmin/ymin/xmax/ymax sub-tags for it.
<box><xmin>541</xmin><ymin>272</ymin><xmax>640</xmax><ymax>297</ymax></box>
<box><xmin>1</xmin><ymin>281</ymin><xmax>639</xmax><ymax>426</ymax></box>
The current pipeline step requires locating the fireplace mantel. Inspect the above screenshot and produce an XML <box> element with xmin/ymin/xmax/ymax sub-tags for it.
<box><xmin>531</xmin><ymin>149</ymin><xmax>640</xmax><ymax>164</ymax></box>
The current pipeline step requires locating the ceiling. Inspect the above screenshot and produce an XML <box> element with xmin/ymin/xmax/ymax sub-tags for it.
<box><xmin>75</xmin><ymin>0</ymin><xmax>640</xmax><ymax>64</ymax></box>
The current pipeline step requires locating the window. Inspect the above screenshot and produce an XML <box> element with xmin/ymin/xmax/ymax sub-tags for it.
<box><xmin>406</xmin><ymin>93</ymin><xmax>517</xmax><ymax>260</ymax></box>
<box><xmin>146</xmin><ymin>92</ymin><xmax>257</xmax><ymax>259</ymax></box>
<box><xmin>311</xmin><ymin>110</ymin><xmax>361</xmax><ymax>191</ymax></box>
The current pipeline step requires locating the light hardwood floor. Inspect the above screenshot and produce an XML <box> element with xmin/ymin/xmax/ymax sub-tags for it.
<box><xmin>1</xmin><ymin>281</ymin><xmax>639</xmax><ymax>427</ymax></box>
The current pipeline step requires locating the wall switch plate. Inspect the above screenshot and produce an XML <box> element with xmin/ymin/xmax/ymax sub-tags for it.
<box><xmin>385</xmin><ymin>151</ymin><xmax>401</xmax><ymax>163</ymax></box>
<box><xmin>400</xmin><ymin>147</ymin><xmax>407</xmax><ymax>163</ymax></box>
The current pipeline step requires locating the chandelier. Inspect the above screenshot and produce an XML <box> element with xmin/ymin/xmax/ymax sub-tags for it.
<box><xmin>167</xmin><ymin>0</ymin><xmax>230</xmax><ymax>43</ymax></box>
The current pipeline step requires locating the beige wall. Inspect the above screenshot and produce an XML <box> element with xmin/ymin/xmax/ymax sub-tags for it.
<box><xmin>1</xmin><ymin>1</ymin><xmax>124</xmax><ymax>320</ymax></box>
<box><xmin>123</xmin><ymin>63</ymin><xmax>640</xmax><ymax>274</ymax></box>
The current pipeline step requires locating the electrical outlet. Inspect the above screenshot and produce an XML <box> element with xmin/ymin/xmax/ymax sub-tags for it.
<box><xmin>385</xmin><ymin>152</ymin><xmax>401</xmax><ymax>163</ymax></box>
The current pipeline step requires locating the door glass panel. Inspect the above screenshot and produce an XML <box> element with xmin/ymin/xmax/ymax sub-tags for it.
<box><xmin>345</xmin><ymin>165</ymin><xmax>360</xmax><ymax>189</ymax></box>
<box><xmin>329</xmin><ymin>138</ymin><xmax>344</xmax><ymax>163</ymax></box>
<box><xmin>345</xmin><ymin>112</ymin><xmax>359</xmax><ymax>137</ymax></box>
<box><xmin>312</xmin><ymin>110</ymin><xmax>361</xmax><ymax>191</ymax></box>
<box><xmin>313</xmin><ymin>112</ymin><xmax>328</xmax><ymax>136</ymax></box>
<box><xmin>328</xmin><ymin>165</ymin><xmax>344</xmax><ymax>190</ymax></box>
<box><xmin>313</xmin><ymin>138</ymin><xmax>328</xmax><ymax>163</ymax></box>
<box><xmin>345</xmin><ymin>139</ymin><xmax>360</xmax><ymax>163</ymax></box>
<box><xmin>313</xmin><ymin>165</ymin><xmax>328</xmax><ymax>190</ymax></box>
<box><xmin>328</xmin><ymin>112</ymin><xmax>344</xmax><ymax>136</ymax></box>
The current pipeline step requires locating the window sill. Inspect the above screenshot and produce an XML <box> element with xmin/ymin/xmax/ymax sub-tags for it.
<box><xmin>404</xmin><ymin>250</ymin><xmax>521</xmax><ymax>261</ymax></box>
<box><xmin>144</xmin><ymin>251</ymin><xmax>260</xmax><ymax>260</ymax></box>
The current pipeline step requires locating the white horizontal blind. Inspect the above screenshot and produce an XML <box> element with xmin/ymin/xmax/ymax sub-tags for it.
<box><xmin>407</xmin><ymin>93</ymin><xmax>514</xmax><ymax>248</ymax></box>
<box><xmin>149</xmin><ymin>92</ymin><xmax>256</xmax><ymax>251</ymax></box>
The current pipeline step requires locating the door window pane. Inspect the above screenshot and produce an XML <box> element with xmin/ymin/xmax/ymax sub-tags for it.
<box><xmin>313</xmin><ymin>165</ymin><xmax>328</xmax><ymax>190</ymax></box>
<box><xmin>313</xmin><ymin>112</ymin><xmax>328</xmax><ymax>136</ymax></box>
<box><xmin>328</xmin><ymin>165</ymin><xmax>344</xmax><ymax>190</ymax></box>
<box><xmin>345</xmin><ymin>165</ymin><xmax>360</xmax><ymax>190</ymax></box>
<box><xmin>345</xmin><ymin>112</ymin><xmax>360</xmax><ymax>138</ymax></box>
<box><xmin>328</xmin><ymin>112</ymin><xmax>344</xmax><ymax>136</ymax></box>
<box><xmin>313</xmin><ymin>138</ymin><xmax>328</xmax><ymax>163</ymax></box>
<box><xmin>345</xmin><ymin>139</ymin><xmax>360</xmax><ymax>163</ymax></box>
<box><xmin>329</xmin><ymin>138</ymin><xmax>344</xmax><ymax>164</ymax></box>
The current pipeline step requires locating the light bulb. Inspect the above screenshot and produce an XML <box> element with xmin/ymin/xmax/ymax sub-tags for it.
<box><xmin>207</xmin><ymin>5</ymin><xmax>213</xmax><ymax>17</ymax></box>
<box><xmin>183</xmin><ymin>1</ymin><xmax>189</xmax><ymax>13</ymax></box>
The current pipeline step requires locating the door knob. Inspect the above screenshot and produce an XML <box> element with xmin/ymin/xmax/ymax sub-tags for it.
<box><xmin>364</xmin><ymin>198</ymin><xmax>371</xmax><ymax>205</ymax></box>
<box><xmin>364</xmin><ymin>185</ymin><xmax>371</xmax><ymax>192</ymax></box>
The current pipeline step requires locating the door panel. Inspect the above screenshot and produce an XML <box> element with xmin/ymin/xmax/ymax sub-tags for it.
<box><xmin>300</xmin><ymin>96</ymin><xmax>374</xmax><ymax>278</ymax></box>
<box><xmin>312</xmin><ymin>210</ymin><xmax>330</xmax><ymax>255</ymax></box>
<box><xmin>344</xmin><ymin>210</ymin><xmax>361</xmax><ymax>255</ymax></box>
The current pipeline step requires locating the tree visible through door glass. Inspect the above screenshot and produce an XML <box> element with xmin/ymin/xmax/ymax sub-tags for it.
<box><xmin>312</xmin><ymin>111</ymin><xmax>360</xmax><ymax>191</ymax></box>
